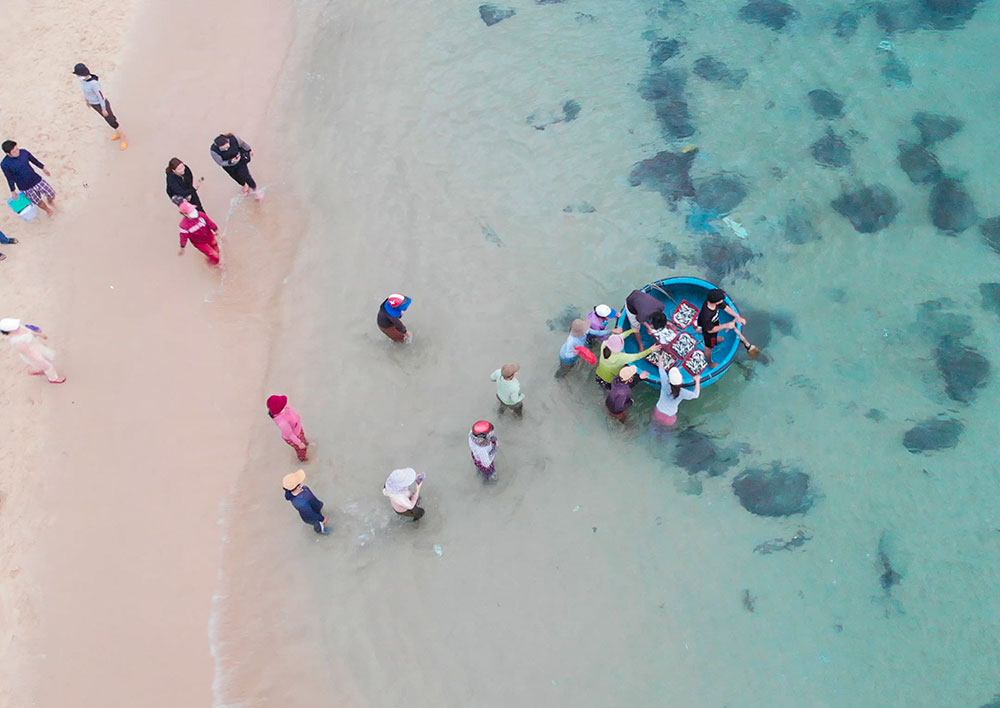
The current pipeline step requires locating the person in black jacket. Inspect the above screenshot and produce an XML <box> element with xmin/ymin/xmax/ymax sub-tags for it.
<box><xmin>210</xmin><ymin>133</ymin><xmax>261</xmax><ymax>200</ymax></box>
<box><xmin>164</xmin><ymin>157</ymin><xmax>204</xmax><ymax>210</ymax></box>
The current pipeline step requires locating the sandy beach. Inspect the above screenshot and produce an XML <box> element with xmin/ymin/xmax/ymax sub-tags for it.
<box><xmin>0</xmin><ymin>0</ymin><xmax>299</xmax><ymax>705</ymax></box>
<box><xmin>4</xmin><ymin>0</ymin><xmax>999</xmax><ymax>706</ymax></box>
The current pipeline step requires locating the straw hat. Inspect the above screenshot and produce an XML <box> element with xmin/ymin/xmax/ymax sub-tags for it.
<box><xmin>668</xmin><ymin>367</ymin><xmax>683</xmax><ymax>385</ymax></box>
<box><xmin>0</xmin><ymin>318</ymin><xmax>22</xmax><ymax>333</ymax></box>
<box><xmin>282</xmin><ymin>469</ymin><xmax>307</xmax><ymax>491</ymax></box>
<box><xmin>618</xmin><ymin>365</ymin><xmax>638</xmax><ymax>381</ymax></box>
<box><xmin>501</xmin><ymin>363</ymin><xmax>520</xmax><ymax>378</ymax></box>
<box><xmin>570</xmin><ymin>318</ymin><xmax>589</xmax><ymax>336</ymax></box>
<box><xmin>605</xmin><ymin>334</ymin><xmax>625</xmax><ymax>353</ymax></box>
<box><xmin>383</xmin><ymin>468</ymin><xmax>417</xmax><ymax>495</ymax></box>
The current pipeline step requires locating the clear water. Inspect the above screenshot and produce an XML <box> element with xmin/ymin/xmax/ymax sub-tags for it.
<box><xmin>214</xmin><ymin>1</ymin><xmax>1000</xmax><ymax>706</ymax></box>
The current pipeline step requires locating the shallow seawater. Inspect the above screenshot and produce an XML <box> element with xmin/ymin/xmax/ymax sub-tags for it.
<box><xmin>214</xmin><ymin>1</ymin><xmax>1000</xmax><ymax>706</ymax></box>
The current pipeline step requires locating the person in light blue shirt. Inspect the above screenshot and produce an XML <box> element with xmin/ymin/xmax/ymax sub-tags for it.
<box><xmin>556</xmin><ymin>318</ymin><xmax>616</xmax><ymax>378</ymax></box>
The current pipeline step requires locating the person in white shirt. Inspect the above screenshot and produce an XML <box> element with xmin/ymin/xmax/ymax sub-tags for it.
<box><xmin>652</xmin><ymin>365</ymin><xmax>700</xmax><ymax>426</ymax></box>
<box><xmin>73</xmin><ymin>63</ymin><xmax>128</xmax><ymax>149</ymax></box>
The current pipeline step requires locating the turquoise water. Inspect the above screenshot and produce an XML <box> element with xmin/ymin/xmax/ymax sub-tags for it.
<box><xmin>215</xmin><ymin>2</ymin><xmax>1000</xmax><ymax>706</ymax></box>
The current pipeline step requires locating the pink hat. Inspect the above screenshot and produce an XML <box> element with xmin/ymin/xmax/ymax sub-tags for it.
<box><xmin>387</xmin><ymin>293</ymin><xmax>406</xmax><ymax>307</ymax></box>
<box><xmin>605</xmin><ymin>334</ymin><xmax>626</xmax><ymax>353</ymax></box>
<box><xmin>472</xmin><ymin>420</ymin><xmax>493</xmax><ymax>436</ymax></box>
<box><xmin>179</xmin><ymin>201</ymin><xmax>197</xmax><ymax>216</ymax></box>
<box><xmin>266</xmin><ymin>395</ymin><xmax>287</xmax><ymax>416</ymax></box>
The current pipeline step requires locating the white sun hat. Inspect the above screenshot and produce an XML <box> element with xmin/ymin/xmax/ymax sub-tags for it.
<box><xmin>0</xmin><ymin>318</ymin><xmax>22</xmax><ymax>333</ymax></box>
<box><xmin>668</xmin><ymin>367</ymin><xmax>684</xmax><ymax>385</ymax></box>
<box><xmin>383</xmin><ymin>468</ymin><xmax>417</xmax><ymax>496</ymax></box>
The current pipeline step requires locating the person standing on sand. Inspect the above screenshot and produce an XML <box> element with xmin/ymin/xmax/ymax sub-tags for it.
<box><xmin>0</xmin><ymin>318</ymin><xmax>65</xmax><ymax>383</ymax></box>
<box><xmin>177</xmin><ymin>200</ymin><xmax>221</xmax><ymax>266</ymax></box>
<box><xmin>0</xmin><ymin>229</ymin><xmax>18</xmax><ymax>262</ymax></box>
<box><xmin>210</xmin><ymin>134</ymin><xmax>262</xmax><ymax>200</ymax></box>
<box><xmin>283</xmin><ymin>469</ymin><xmax>331</xmax><ymax>534</ymax></box>
<box><xmin>2</xmin><ymin>141</ymin><xmax>57</xmax><ymax>216</ymax></box>
<box><xmin>469</xmin><ymin>420</ymin><xmax>499</xmax><ymax>481</ymax></box>
<box><xmin>165</xmin><ymin>158</ymin><xmax>205</xmax><ymax>210</ymax></box>
<box><xmin>72</xmin><ymin>63</ymin><xmax>128</xmax><ymax>150</ymax></box>
<box><xmin>267</xmin><ymin>395</ymin><xmax>310</xmax><ymax>462</ymax></box>
<box><xmin>491</xmin><ymin>363</ymin><xmax>525</xmax><ymax>416</ymax></box>
<box><xmin>383</xmin><ymin>468</ymin><xmax>426</xmax><ymax>521</ymax></box>
<box><xmin>377</xmin><ymin>293</ymin><xmax>413</xmax><ymax>342</ymax></box>
<box><xmin>697</xmin><ymin>288</ymin><xmax>746</xmax><ymax>368</ymax></box>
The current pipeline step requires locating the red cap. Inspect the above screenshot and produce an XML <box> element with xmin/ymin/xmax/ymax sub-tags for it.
<box><xmin>266</xmin><ymin>395</ymin><xmax>287</xmax><ymax>416</ymax></box>
<box><xmin>472</xmin><ymin>420</ymin><xmax>493</xmax><ymax>435</ymax></box>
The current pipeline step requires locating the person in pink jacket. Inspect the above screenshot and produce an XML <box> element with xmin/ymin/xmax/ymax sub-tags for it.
<box><xmin>177</xmin><ymin>200</ymin><xmax>221</xmax><ymax>266</ymax></box>
<box><xmin>267</xmin><ymin>395</ymin><xmax>310</xmax><ymax>461</ymax></box>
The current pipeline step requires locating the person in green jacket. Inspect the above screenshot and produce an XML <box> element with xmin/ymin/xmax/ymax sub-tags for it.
<box><xmin>491</xmin><ymin>363</ymin><xmax>525</xmax><ymax>416</ymax></box>
<box><xmin>595</xmin><ymin>330</ymin><xmax>660</xmax><ymax>388</ymax></box>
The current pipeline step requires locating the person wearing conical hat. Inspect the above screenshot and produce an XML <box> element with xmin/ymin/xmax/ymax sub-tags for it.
<box><xmin>605</xmin><ymin>364</ymin><xmax>647</xmax><ymax>422</ymax></box>
<box><xmin>0</xmin><ymin>318</ymin><xmax>65</xmax><ymax>383</ymax></box>
<box><xmin>282</xmin><ymin>469</ymin><xmax>330</xmax><ymax>534</ymax></box>
<box><xmin>267</xmin><ymin>395</ymin><xmax>309</xmax><ymax>461</ymax></box>
<box><xmin>377</xmin><ymin>293</ymin><xmax>413</xmax><ymax>342</ymax></box>
<box><xmin>468</xmin><ymin>420</ymin><xmax>499</xmax><ymax>481</ymax></box>
<box><xmin>556</xmin><ymin>318</ymin><xmax>621</xmax><ymax>379</ymax></box>
<box><xmin>382</xmin><ymin>468</ymin><xmax>425</xmax><ymax>521</ymax></box>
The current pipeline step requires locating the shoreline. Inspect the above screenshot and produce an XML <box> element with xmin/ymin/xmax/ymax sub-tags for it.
<box><xmin>3</xmin><ymin>1</ymin><xmax>304</xmax><ymax>705</ymax></box>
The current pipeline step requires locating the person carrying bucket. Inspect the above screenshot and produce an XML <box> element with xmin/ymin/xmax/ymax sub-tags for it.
<box><xmin>2</xmin><ymin>141</ymin><xmax>57</xmax><ymax>217</ymax></box>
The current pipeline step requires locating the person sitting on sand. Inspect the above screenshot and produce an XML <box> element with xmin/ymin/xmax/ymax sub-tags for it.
<box><xmin>2</xmin><ymin>141</ymin><xmax>57</xmax><ymax>216</ymax></box>
<box><xmin>491</xmin><ymin>363</ymin><xmax>524</xmax><ymax>416</ymax></box>
<box><xmin>605</xmin><ymin>364</ymin><xmax>647</xmax><ymax>422</ymax></box>
<box><xmin>595</xmin><ymin>331</ymin><xmax>659</xmax><ymax>389</ymax></box>
<box><xmin>177</xmin><ymin>201</ymin><xmax>222</xmax><ymax>267</ymax></box>
<box><xmin>653</xmin><ymin>366</ymin><xmax>701</xmax><ymax>427</ymax></box>
<box><xmin>586</xmin><ymin>304</ymin><xmax>618</xmax><ymax>344</ymax></box>
<box><xmin>383</xmin><ymin>468</ymin><xmax>426</xmax><ymax>521</ymax></box>
<box><xmin>377</xmin><ymin>293</ymin><xmax>413</xmax><ymax>342</ymax></box>
<box><xmin>165</xmin><ymin>157</ymin><xmax>205</xmax><ymax>210</ymax></box>
<box><xmin>469</xmin><ymin>420</ymin><xmax>499</xmax><ymax>481</ymax></box>
<box><xmin>0</xmin><ymin>318</ymin><xmax>66</xmax><ymax>383</ymax></box>
<box><xmin>267</xmin><ymin>394</ymin><xmax>310</xmax><ymax>462</ymax></box>
<box><xmin>283</xmin><ymin>469</ymin><xmax>330</xmax><ymax>535</ymax></box>
<box><xmin>697</xmin><ymin>288</ymin><xmax>746</xmax><ymax>368</ymax></box>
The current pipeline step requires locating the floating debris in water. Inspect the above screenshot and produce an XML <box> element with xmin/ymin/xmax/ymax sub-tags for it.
<box><xmin>742</xmin><ymin>589</ymin><xmax>757</xmax><ymax>612</ymax></box>
<box><xmin>753</xmin><ymin>529</ymin><xmax>812</xmax><ymax>554</ymax></box>
<box><xmin>433</xmin><ymin>544</ymin><xmax>443</xmax><ymax>556</ymax></box>
<box><xmin>479</xmin><ymin>4</ymin><xmax>515</xmax><ymax>26</ymax></box>
<box><xmin>873</xmin><ymin>532</ymin><xmax>905</xmax><ymax>617</ymax></box>
<box><xmin>480</xmin><ymin>222</ymin><xmax>504</xmax><ymax>246</ymax></box>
